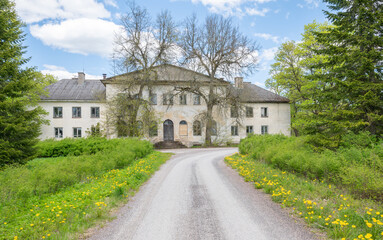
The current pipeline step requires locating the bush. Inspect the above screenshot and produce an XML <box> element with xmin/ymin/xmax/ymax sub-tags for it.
<box><xmin>0</xmin><ymin>138</ymin><xmax>153</xmax><ymax>206</ymax></box>
<box><xmin>239</xmin><ymin>133</ymin><xmax>383</xmax><ymax>200</ymax></box>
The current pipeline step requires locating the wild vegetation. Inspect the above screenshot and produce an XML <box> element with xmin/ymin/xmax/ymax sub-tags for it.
<box><xmin>0</xmin><ymin>138</ymin><xmax>171</xmax><ymax>239</ymax></box>
<box><xmin>226</xmin><ymin>152</ymin><xmax>383</xmax><ymax>240</ymax></box>
<box><xmin>267</xmin><ymin>0</ymin><xmax>382</xmax><ymax>148</ymax></box>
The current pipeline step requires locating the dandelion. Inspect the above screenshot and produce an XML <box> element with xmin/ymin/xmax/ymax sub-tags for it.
<box><xmin>30</xmin><ymin>224</ymin><xmax>34</xmax><ymax>227</ymax></box>
<box><xmin>365</xmin><ymin>233</ymin><xmax>372</xmax><ymax>239</ymax></box>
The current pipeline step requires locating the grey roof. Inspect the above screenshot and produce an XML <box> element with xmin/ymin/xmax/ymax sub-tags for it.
<box><xmin>231</xmin><ymin>82</ymin><xmax>290</xmax><ymax>103</ymax></box>
<box><xmin>40</xmin><ymin>79</ymin><xmax>106</xmax><ymax>101</ymax></box>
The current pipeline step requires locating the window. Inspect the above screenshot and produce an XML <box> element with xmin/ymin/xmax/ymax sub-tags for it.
<box><xmin>211</xmin><ymin>120</ymin><xmax>217</xmax><ymax>136</ymax></box>
<box><xmin>246</xmin><ymin>126</ymin><xmax>253</xmax><ymax>135</ymax></box>
<box><xmin>261</xmin><ymin>125</ymin><xmax>268</xmax><ymax>135</ymax></box>
<box><xmin>246</xmin><ymin>107</ymin><xmax>253</xmax><ymax>118</ymax></box>
<box><xmin>163</xmin><ymin>94</ymin><xmax>173</xmax><ymax>105</ymax></box>
<box><xmin>73</xmin><ymin>127</ymin><xmax>82</xmax><ymax>138</ymax></box>
<box><xmin>91</xmin><ymin>107</ymin><xmax>100</xmax><ymax>118</ymax></box>
<box><xmin>230</xmin><ymin>106</ymin><xmax>238</xmax><ymax>118</ymax></box>
<box><xmin>179</xmin><ymin>120</ymin><xmax>188</xmax><ymax>136</ymax></box>
<box><xmin>149</xmin><ymin>93</ymin><xmax>157</xmax><ymax>105</ymax></box>
<box><xmin>180</xmin><ymin>94</ymin><xmax>187</xmax><ymax>105</ymax></box>
<box><xmin>193</xmin><ymin>120</ymin><xmax>202</xmax><ymax>136</ymax></box>
<box><xmin>72</xmin><ymin>107</ymin><xmax>81</xmax><ymax>118</ymax></box>
<box><xmin>149</xmin><ymin>122</ymin><xmax>158</xmax><ymax>137</ymax></box>
<box><xmin>261</xmin><ymin>107</ymin><xmax>268</xmax><ymax>117</ymax></box>
<box><xmin>53</xmin><ymin>107</ymin><xmax>63</xmax><ymax>118</ymax></box>
<box><xmin>54</xmin><ymin>127</ymin><xmax>63</xmax><ymax>138</ymax></box>
<box><xmin>193</xmin><ymin>94</ymin><xmax>201</xmax><ymax>105</ymax></box>
<box><xmin>231</xmin><ymin>125</ymin><xmax>238</xmax><ymax>136</ymax></box>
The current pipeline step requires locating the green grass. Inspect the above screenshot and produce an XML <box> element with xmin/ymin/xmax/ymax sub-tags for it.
<box><xmin>239</xmin><ymin>134</ymin><xmax>383</xmax><ymax>201</ymax></box>
<box><xmin>225</xmin><ymin>153</ymin><xmax>383</xmax><ymax>240</ymax></box>
<box><xmin>1</xmin><ymin>151</ymin><xmax>171</xmax><ymax>240</ymax></box>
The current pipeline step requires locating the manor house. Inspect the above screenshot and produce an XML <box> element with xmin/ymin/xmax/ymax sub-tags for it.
<box><xmin>39</xmin><ymin>64</ymin><xmax>290</xmax><ymax>146</ymax></box>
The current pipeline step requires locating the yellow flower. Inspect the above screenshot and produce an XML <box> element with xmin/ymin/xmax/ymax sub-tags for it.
<box><xmin>366</xmin><ymin>222</ymin><xmax>372</xmax><ymax>228</ymax></box>
<box><xmin>352</xmin><ymin>225</ymin><xmax>356</xmax><ymax>228</ymax></box>
<box><xmin>365</xmin><ymin>233</ymin><xmax>372</xmax><ymax>239</ymax></box>
<box><xmin>30</xmin><ymin>224</ymin><xmax>34</xmax><ymax>227</ymax></box>
<box><xmin>4</xmin><ymin>222</ymin><xmax>7</xmax><ymax>224</ymax></box>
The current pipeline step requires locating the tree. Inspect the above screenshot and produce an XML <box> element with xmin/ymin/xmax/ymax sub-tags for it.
<box><xmin>313</xmin><ymin>0</ymin><xmax>383</xmax><ymax>137</ymax></box>
<box><xmin>178</xmin><ymin>14</ymin><xmax>259</xmax><ymax>145</ymax></box>
<box><xmin>111</xmin><ymin>2</ymin><xmax>177</xmax><ymax>137</ymax></box>
<box><xmin>0</xmin><ymin>0</ymin><xmax>47</xmax><ymax>167</ymax></box>
<box><xmin>266</xmin><ymin>22</ymin><xmax>331</xmax><ymax>137</ymax></box>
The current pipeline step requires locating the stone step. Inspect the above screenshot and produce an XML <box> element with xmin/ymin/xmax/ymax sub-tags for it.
<box><xmin>154</xmin><ymin>141</ymin><xmax>187</xmax><ymax>149</ymax></box>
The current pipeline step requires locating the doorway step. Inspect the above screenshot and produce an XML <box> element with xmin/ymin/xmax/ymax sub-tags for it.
<box><xmin>154</xmin><ymin>141</ymin><xmax>187</xmax><ymax>149</ymax></box>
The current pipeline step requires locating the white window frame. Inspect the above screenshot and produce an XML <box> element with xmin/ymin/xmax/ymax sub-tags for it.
<box><xmin>53</xmin><ymin>107</ymin><xmax>63</xmax><ymax>118</ymax></box>
<box><xmin>54</xmin><ymin>127</ymin><xmax>63</xmax><ymax>138</ymax></box>
<box><xmin>72</xmin><ymin>107</ymin><xmax>81</xmax><ymax>118</ymax></box>
<box><xmin>73</xmin><ymin>127</ymin><xmax>82</xmax><ymax>138</ymax></box>
<box><xmin>90</xmin><ymin>107</ymin><xmax>100</xmax><ymax>118</ymax></box>
<box><xmin>261</xmin><ymin>125</ymin><xmax>268</xmax><ymax>135</ymax></box>
<box><xmin>261</xmin><ymin>107</ymin><xmax>268</xmax><ymax>118</ymax></box>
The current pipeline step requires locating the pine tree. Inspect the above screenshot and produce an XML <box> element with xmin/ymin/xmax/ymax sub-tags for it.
<box><xmin>313</xmin><ymin>0</ymin><xmax>383</xmax><ymax>138</ymax></box>
<box><xmin>0</xmin><ymin>0</ymin><xmax>47</xmax><ymax>166</ymax></box>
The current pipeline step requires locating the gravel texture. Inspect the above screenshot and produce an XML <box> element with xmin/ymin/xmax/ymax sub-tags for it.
<box><xmin>88</xmin><ymin>148</ymin><xmax>319</xmax><ymax>240</ymax></box>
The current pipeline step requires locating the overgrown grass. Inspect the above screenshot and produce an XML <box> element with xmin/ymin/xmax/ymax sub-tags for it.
<box><xmin>0</xmin><ymin>138</ymin><xmax>169</xmax><ymax>239</ymax></box>
<box><xmin>225</xmin><ymin>153</ymin><xmax>383</xmax><ymax>240</ymax></box>
<box><xmin>239</xmin><ymin>133</ymin><xmax>383</xmax><ymax>200</ymax></box>
<box><xmin>0</xmin><ymin>147</ymin><xmax>171</xmax><ymax>239</ymax></box>
<box><xmin>0</xmin><ymin>138</ymin><xmax>152</xmax><ymax>206</ymax></box>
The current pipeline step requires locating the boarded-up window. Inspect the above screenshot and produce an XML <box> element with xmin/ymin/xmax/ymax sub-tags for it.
<box><xmin>179</xmin><ymin>120</ymin><xmax>188</xmax><ymax>136</ymax></box>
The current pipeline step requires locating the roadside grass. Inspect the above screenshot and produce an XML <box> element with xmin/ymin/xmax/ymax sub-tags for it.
<box><xmin>1</xmin><ymin>151</ymin><xmax>171</xmax><ymax>240</ymax></box>
<box><xmin>225</xmin><ymin>153</ymin><xmax>383</xmax><ymax>240</ymax></box>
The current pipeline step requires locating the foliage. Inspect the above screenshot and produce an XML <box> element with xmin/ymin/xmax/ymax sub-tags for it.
<box><xmin>226</xmin><ymin>153</ymin><xmax>383</xmax><ymax>240</ymax></box>
<box><xmin>0</xmin><ymin>151</ymin><xmax>170</xmax><ymax>239</ymax></box>
<box><xmin>0</xmin><ymin>0</ymin><xmax>50</xmax><ymax>167</ymax></box>
<box><xmin>0</xmin><ymin>138</ymin><xmax>153</xmax><ymax>206</ymax></box>
<box><xmin>239</xmin><ymin>134</ymin><xmax>383</xmax><ymax>200</ymax></box>
<box><xmin>313</xmin><ymin>0</ymin><xmax>383</xmax><ymax>137</ymax></box>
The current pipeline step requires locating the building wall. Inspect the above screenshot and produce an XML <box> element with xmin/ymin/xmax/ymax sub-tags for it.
<box><xmin>39</xmin><ymin>81</ymin><xmax>290</xmax><ymax>145</ymax></box>
<box><xmin>105</xmin><ymin>84</ymin><xmax>291</xmax><ymax>146</ymax></box>
<box><xmin>39</xmin><ymin>101</ymin><xmax>105</xmax><ymax>139</ymax></box>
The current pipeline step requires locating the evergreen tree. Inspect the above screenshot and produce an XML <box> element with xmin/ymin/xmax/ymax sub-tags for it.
<box><xmin>0</xmin><ymin>0</ymin><xmax>47</xmax><ymax>166</ymax></box>
<box><xmin>313</xmin><ymin>0</ymin><xmax>383</xmax><ymax>138</ymax></box>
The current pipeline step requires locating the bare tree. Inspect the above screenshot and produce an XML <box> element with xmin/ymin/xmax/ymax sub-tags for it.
<box><xmin>110</xmin><ymin>2</ymin><xmax>177</xmax><ymax>136</ymax></box>
<box><xmin>178</xmin><ymin>14</ymin><xmax>259</xmax><ymax>145</ymax></box>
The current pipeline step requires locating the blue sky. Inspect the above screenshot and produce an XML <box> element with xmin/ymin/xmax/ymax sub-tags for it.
<box><xmin>15</xmin><ymin>0</ymin><xmax>329</xmax><ymax>87</ymax></box>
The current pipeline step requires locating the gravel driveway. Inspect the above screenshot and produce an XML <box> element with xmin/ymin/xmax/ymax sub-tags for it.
<box><xmin>87</xmin><ymin>148</ymin><xmax>319</xmax><ymax>240</ymax></box>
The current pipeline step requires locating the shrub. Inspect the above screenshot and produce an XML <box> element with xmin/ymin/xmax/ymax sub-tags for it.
<box><xmin>240</xmin><ymin>134</ymin><xmax>383</xmax><ymax>200</ymax></box>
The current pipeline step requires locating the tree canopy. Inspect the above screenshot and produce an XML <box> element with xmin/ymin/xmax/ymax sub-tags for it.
<box><xmin>0</xmin><ymin>0</ymin><xmax>48</xmax><ymax>166</ymax></box>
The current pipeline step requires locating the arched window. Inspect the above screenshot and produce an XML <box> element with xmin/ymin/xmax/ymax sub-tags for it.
<box><xmin>193</xmin><ymin>120</ymin><xmax>202</xmax><ymax>136</ymax></box>
<box><xmin>179</xmin><ymin>120</ymin><xmax>188</xmax><ymax>136</ymax></box>
<box><xmin>211</xmin><ymin>120</ymin><xmax>217</xmax><ymax>136</ymax></box>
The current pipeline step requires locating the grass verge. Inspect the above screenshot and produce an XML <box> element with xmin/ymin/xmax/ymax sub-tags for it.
<box><xmin>1</xmin><ymin>151</ymin><xmax>171</xmax><ymax>240</ymax></box>
<box><xmin>225</xmin><ymin>153</ymin><xmax>383</xmax><ymax>240</ymax></box>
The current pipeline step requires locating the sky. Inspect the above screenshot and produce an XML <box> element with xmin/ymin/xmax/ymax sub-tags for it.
<box><xmin>14</xmin><ymin>0</ymin><xmax>329</xmax><ymax>88</ymax></box>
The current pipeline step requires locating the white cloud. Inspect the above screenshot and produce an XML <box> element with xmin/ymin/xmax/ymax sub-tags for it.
<box><xmin>250</xmin><ymin>22</ymin><xmax>256</xmax><ymax>27</ymax></box>
<box><xmin>15</xmin><ymin>0</ymin><xmax>110</xmax><ymax>24</ymax></box>
<box><xmin>304</xmin><ymin>0</ymin><xmax>319</xmax><ymax>8</ymax></box>
<box><xmin>297</xmin><ymin>4</ymin><xmax>304</xmax><ymax>8</ymax></box>
<box><xmin>104</xmin><ymin>0</ymin><xmax>118</xmax><ymax>8</ymax></box>
<box><xmin>260</xmin><ymin>47</ymin><xmax>278</xmax><ymax>61</ymax></box>
<box><xmin>41</xmin><ymin>64</ymin><xmax>101</xmax><ymax>80</ymax></box>
<box><xmin>245</xmin><ymin>7</ymin><xmax>269</xmax><ymax>16</ymax></box>
<box><xmin>286</xmin><ymin>12</ymin><xmax>290</xmax><ymax>19</ymax></box>
<box><xmin>190</xmin><ymin>0</ymin><xmax>273</xmax><ymax>17</ymax></box>
<box><xmin>30</xmin><ymin>18</ymin><xmax>121</xmax><ymax>57</ymax></box>
<box><xmin>254</xmin><ymin>81</ymin><xmax>265</xmax><ymax>87</ymax></box>
<box><xmin>254</xmin><ymin>33</ymin><xmax>280</xmax><ymax>43</ymax></box>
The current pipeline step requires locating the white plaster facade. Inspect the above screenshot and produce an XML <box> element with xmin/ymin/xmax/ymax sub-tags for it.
<box><xmin>39</xmin><ymin>65</ymin><xmax>291</xmax><ymax>146</ymax></box>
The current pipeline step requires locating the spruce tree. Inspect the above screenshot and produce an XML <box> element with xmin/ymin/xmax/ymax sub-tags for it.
<box><xmin>0</xmin><ymin>0</ymin><xmax>46</xmax><ymax>166</ymax></box>
<box><xmin>313</xmin><ymin>0</ymin><xmax>383</xmax><ymax>139</ymax></box>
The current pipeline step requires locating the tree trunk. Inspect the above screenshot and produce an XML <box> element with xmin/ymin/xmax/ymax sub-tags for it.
<box><xmin>205</xmin><ymin>102</ymin><xmax>213</xmax><ymax>146</ymax></box>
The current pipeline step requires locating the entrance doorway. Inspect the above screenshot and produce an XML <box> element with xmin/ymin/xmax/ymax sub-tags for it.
<box><xmin>163</xmin><ymin>119</ymin><xmax>174</xmax><ymax>141</ymax></box>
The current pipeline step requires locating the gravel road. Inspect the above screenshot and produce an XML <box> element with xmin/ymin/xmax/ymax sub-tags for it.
<box><xmin>88</xmin><ymin>148</ymin><xmax>319</xmax><ymax>240</ymax></box>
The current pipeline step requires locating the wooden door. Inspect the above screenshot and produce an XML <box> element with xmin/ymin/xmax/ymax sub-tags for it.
<box><xmin>163</xmin><ymin>119</ymin><xmax>174</xmax><ymax>141</ymax></box>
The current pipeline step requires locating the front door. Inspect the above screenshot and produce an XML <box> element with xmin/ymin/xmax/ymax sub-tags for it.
<box><xmin>163</xmin><ymin>119</ymin><xmax>174</xmax><ymax>141</ymax></box>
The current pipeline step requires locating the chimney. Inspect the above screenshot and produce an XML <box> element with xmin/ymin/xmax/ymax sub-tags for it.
<box><xmin>102</xmin><ymin>73</ymin><xmax>107</xmax><ymax>80</ymax></box>
<box><xmin>234</xmin><ymin>77</ymin><xmax>243</xmax><ymax>88</ymax></box>
<box><xmin>78</xmin><ymin>72</ymin><xmax>85</xmax><ymax>85</ymax></box>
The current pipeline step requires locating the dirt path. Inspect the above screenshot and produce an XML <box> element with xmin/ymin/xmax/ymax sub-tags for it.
<box><xmin>88</xmin><ymin>148</ymin><xmax>319</xmax><ymax>240</ymax></box>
